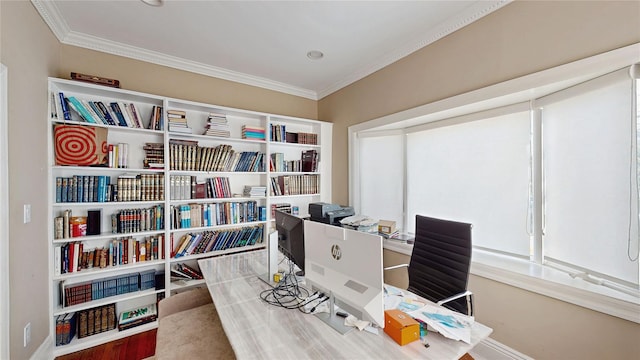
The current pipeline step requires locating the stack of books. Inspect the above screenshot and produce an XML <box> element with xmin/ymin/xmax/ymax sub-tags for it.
<box><xmin>271</xmin><ymin>203</ymin><xmax>292</xmax><ymax>216</ymax></box>
<box><xmin>243</xmin><ymin>185</ymin><xmax>267</xmax><ymax>198</ymax></box>
<box><xmin>117</xmin><ymin>303</ymin><xmax>157</xmax><ymax>331</ymax></box>
<box><xmin>143</xmin><ymin>142</ymin><xmax>164</xmax><ymax>169</ymax></box>
<box><xmin>242</xmin><ymin>125</ymin><xmax>265</xmax><ymax>140</ymax></box>
<box><xmin>202</xmin><ymin>112</ymin><xmax>230</xmax><ymax>137</ymax></box>
<box><xmin>170</xmin><ymin>263</ymin><xmax>203</xmax><ymax>280</ymax></box>
<box><xmin>167</xmin><ymin>109</ymin><xmax>192</xmax><ymax>134</ymax></box>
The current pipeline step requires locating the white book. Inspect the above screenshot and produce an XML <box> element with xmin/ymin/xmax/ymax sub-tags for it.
<box><xmin>54</xmin><ymin>246</ymin><xmax>62</xmax><ymax>276</ymax></box>
<box><xmin>118</xmin><ymin>102</ymin><xmax>134</xmax><ymax>127</ymax></box>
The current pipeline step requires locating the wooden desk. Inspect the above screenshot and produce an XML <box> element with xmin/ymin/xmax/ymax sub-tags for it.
<box><xmin>199</xmin><ymin>250</ymin><xmax>492</xmax><ymax>360</ymax></box>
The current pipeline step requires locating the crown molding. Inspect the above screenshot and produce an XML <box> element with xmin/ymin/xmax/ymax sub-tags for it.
<box><xmin>32</xmin><ymin>0</ymin><xmax>510</xmax><ymax>101</ymax></box>
<box><xmin>62</xmin><ymin>31</ymin><xmax>318</xmax><ymax>100</ymax></box>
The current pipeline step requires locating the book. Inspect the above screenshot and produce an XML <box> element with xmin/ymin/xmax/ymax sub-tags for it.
<box><xmin>58</xmin><ymin>93</ymin><xmax>71</xmax><ymax>120</ymax></box>
<box><xmin>66</xmin><ymin>96</ymin><xmax>96</xmax><ymax>123</ymax></box>
<box><xmin>118</xmin><ymin>303</ymin><xmax>157</xmax><ymax>331</ymax></box>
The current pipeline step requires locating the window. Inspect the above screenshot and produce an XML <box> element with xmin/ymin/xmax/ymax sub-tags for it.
<box><xmin>406</xmin><ymin>107</ymin><xmax>532</xmax><ymax>257</ymax></box>
<box><xmin>356</xmin><ymin>132</ymin><xmax>404</xmax><ymax>228</ymax></box>
<box><xmin>537</xmin><ymin>69</ymin><xmax>638</xmax><ymax>286</ymax></box>
<box><xmin>349</xmin><ymin>45</ymin><xmax>640</xmax><ymax>321</ymax></box>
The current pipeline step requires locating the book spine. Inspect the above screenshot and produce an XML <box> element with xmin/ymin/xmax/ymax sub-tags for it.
<box><xmin>66</xmin><ymin>96</ymin><xmax>96</xmax><ymax>123</ymax></box>
<box><xmin>58</xmin><ymin>93</ymin><xmax>71</xmax><ymax>120</ymax></box>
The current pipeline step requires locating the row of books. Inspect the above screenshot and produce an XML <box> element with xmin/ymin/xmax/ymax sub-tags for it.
<box><xmin>169</xmin><ymin>141</ymin><xmax>265</xmax><ymax>172</ymax></box>
<box><xmin>53</xmin><ymin>91</ymin><xmax>153</xmax><ymax>130</ymax></box>
<box><xmin>172</xmin><ymin>225</ymin><xmax>264</xmax><ymax>258</ymax></box>
<box><xmin>169</xmin><ymin>175</ymin><xmax>233</xmax><ymax>200</ymax></box>
<box><xmin>54</xmin><ymin>236</ymin><xmax>165</xmax><ymax>275</ymax></box>
<box><xmin>54</xmin><ymin>303</ymin><xmax>116</xmax><ymax>346</ymax></box>
<box><xmin>241</xmin><ymin>125</ymin><xmax>265</xmax><ymax>140</ymax></box>
<box><xmin>288</xmin><ymin>131</ymin><xmax>318</xmax><ymax>145</ymax></box>
<box><xmin>60</xmin><ymin>269</ymin><xmax>156</xmax><ymax>307</ymax></box>
<box><xmin>55</xmin><ymin>173</ymin><xmax>165</xmax><ymax>203</ymax></box>
<box><xmin>270</xmin><ymin>174</ymin><xmax>320</xmax><ymax>196</ymax></box>
<box><xmin>270</xmin><ymin>150</ymin><xmax>318</xmax><ymax>172</ymax></box>
<box><xmin>269</xmin><ymin>124</ymin><xmax>318</xmax><ymax>145</ymax></box>
<box><xmin>111</xmin><ymin>205</ymin><xmax>164</xmax><ymax>234</ymax></box>
<box><xmin>78</xmin><ymin>303</ymin><xmax>116</xmax><ymax>339</ymax></box>
<box><xmin>169</xmin><ymin>201</ymin><xmax>264</xmax><ymax>229</ymax></box>
<box><xmin>115</xmin><ymin>173</ymin><xmax>165</xmax><ymax>202</ymax></box>
<box><xmin>107</xmin><ymin>143</ymin><xmax>130</xmax><ymax>168</ymax></box>
<box><xmin>171</xmin><ymin>262</ymin><xmax>203</xmax><ymax>280</ymax></box>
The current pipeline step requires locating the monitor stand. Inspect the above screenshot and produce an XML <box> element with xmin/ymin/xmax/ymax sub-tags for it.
<box><xmin>314</xmin><ymin>292</ymin><xmax>354</xmax><ymax>335</ymax></box>
<box><xmin>258</xmin><ymin>230</ymin><xmax>278</xmax><ymax>287</ymax></box>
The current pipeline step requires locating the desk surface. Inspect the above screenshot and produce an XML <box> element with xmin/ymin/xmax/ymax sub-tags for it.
<box><xmin>199</xmin><ymin>250</ymin><xmax>492</xmax><ymax>360</ymax></box>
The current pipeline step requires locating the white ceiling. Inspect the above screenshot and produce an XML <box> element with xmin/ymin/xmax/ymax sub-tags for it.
<box><xmin>32</xmin><ymin>0</ymin><xmax>509</xmax><ymax>100</ymax></box>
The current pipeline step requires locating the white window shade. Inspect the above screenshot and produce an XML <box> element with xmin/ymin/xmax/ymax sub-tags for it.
<box><xmin>406</xmin><ymin>110</ymin><xmax>532</xmax><ymax>256</ymax></box>
<box><xmin>539</xmin><ymin>69</ymin><xmax>639</xmax><ymax>285</ymax></box>
<box><xmin>357</xmin><ymin>133</ymin><xmax>404</xmax><ymax>229</ymax></box>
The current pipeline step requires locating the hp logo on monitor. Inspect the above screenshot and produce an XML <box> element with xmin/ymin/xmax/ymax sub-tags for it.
<box><xmin>331</xmin><ymin>244</ymin><xmax>342</xmax><ymax>260</ymax></box>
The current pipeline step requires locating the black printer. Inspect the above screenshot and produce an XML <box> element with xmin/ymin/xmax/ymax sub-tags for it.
<box><xmin>308</xmin><ymin>202</ymin><xmax>355</xmax><ymax>226</ymax></box>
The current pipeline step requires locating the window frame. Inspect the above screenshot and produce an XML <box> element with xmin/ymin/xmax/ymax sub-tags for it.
<box><xmin>348</xmin><ymin>43</ymin><xmax>640</xmax><ymax>323</ymax></box>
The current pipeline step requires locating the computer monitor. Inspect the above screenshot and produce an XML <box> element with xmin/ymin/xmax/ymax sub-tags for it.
<box><xmin>275</xmin><ymin>210</ymin><xmax>305</xmax><ymax>275</ymax></box>
<box><xmin>304</xmin><ymin>220</ymin><xmax>385</xmax><ymax>334</ymax></box>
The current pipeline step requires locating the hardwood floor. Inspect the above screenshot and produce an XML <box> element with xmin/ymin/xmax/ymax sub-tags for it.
<box><xmin>55</xmin><ymin>329</ymin><xmax>157</xmax><ymax>360</ymax></box>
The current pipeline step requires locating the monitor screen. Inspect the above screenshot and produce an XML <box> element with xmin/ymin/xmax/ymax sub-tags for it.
<box><xmin>304</xmin><ymin>220</ymin><xmax>384</xmax><ymax>333</ymax></box>
<box><xmin>275</xmin><ymin>210</ymin><xmax>305</xmax><ymax>275</ymax></box>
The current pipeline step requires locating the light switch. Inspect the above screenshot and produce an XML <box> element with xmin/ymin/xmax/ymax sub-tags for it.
<box><xmin>23</xmin><ymin>204</ymin><xmax>31</xmax><ymax>224</ymax></box>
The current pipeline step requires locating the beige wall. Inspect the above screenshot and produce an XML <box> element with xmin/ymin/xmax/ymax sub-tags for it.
<box><xmin>2</xmin><ymin>1</ymin><xmax>640</xmax><ymax>359</ymax></box>
<box><xmin>1</xmin><ymin>2</ymin><xmax>60</xmax><ymax>359</ymax></box>
<box><xmin>321</xmin><ymin>1</ymin><xmax>640</xmax><ymax>359</ymax></box>
<box><xmin>319</xmin><ymin>0</ymin><xmax>640</xmax><ymax>204</ymax></box>
<box><xmin>58</xmin><ymin>46</ymin><xmax>318</xmax><ymax>120</ymax></box>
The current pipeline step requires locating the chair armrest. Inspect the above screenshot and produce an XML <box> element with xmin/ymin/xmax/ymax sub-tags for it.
<box><xmin>383</xmin><ymin>263</ymin><xmax>409</xmax><ymax>271</ymax></box>
<box><xmin>436</xmin><ymin>290</ymin><xmax>473</xmax><ymax>316</ymax></box>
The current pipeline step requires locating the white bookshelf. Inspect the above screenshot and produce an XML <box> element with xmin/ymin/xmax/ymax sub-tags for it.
<box><xmin>47</xmin><ymin>77</ymin><xmax>332</xmax><ymax>356</ymax></box>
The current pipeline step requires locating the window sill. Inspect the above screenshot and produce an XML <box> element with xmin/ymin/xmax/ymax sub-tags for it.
<box><xmin>382</xmin><ymin>240</ymin><xmax>640</xmax><ymax>323</ymax></box>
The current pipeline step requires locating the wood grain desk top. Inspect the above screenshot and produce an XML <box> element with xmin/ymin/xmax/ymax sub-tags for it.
<box><xmin>199</xmin><ymin>250</ymin><xmax>492</xmax><ymax>360</ymax></box>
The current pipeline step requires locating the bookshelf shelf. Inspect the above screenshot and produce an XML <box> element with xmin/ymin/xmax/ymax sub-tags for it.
<box><xmin>169</xmin><ymin>220</ymin><xmax>268</xmax><ymax>233</ymax></box>
<box><xmin>48</xmin><ymin>77</ymin><xmax>331</xmax><ymax>354</ymax></box>
<box><xmin>52</xmin><ymin>259</ymin><xmax>164</xmax><ymax>281</ymax></box>
<box><xmin>170</xmin><ymin>243</ymin><xmax>265</xmax><ymax>263</ymax></box>
<box><xmin>52</xmin><ymin>200</ymin><xmax>165</xmax><ymax>208</ymax></box>
<box><xmin>52</xmin><ymin>228</ymin><xmax>165</xmax><ymax>243</ymax></box>
<box><xmin>52</xmin><ymin>321</ymin><xmax>158</xmax><ymax>357</ymax></box>
<box><xmin>53</xmin><ymin>288</ymin><xmax>163</xmax><ymax>316</ymax></box>
<box><xmin>170</xmin><ymin>278</ymin><xmax>206</xmax><ymax>292</ymax></box>
<box><xmin>169</xmin><ymin>196</ymin><xmax>266</xmax><ymax>205</ymax></box>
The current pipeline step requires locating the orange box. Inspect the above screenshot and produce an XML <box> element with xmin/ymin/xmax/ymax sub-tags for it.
<box><xmin>384</xmin><ymin>309</ymin><xmax>420</xmax><ymax>346</ymax></box>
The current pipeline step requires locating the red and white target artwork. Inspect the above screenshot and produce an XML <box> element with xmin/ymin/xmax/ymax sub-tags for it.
<box><xmin>54</xmin><ymin>124</ymin><xmax>108</xmax><ymax>166</ymax></box>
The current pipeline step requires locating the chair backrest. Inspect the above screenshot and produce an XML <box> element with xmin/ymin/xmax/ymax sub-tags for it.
<box><xmin>408</xmin><ymin>215</ymin><xmax>472</xmax><ymax>315</ymax></box>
